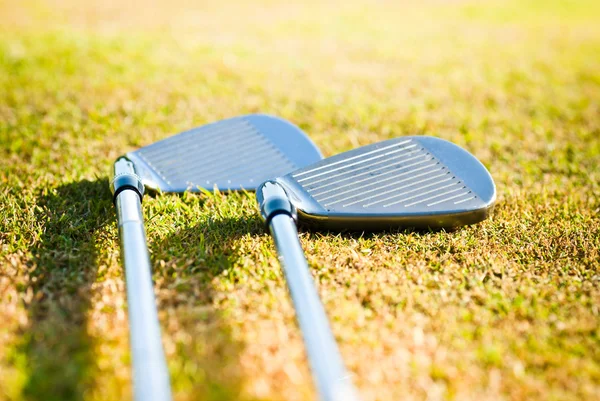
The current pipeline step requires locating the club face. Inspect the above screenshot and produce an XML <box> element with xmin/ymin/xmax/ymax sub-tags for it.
<box><xmin>271</xmin><ymin>136</ymin><xmax>496</xmax><ymax>230</ymax></box>
<box><xmin>122</xmin><ymin>114</ymin><xmax>323</xmax><ymax>193</ymax></box>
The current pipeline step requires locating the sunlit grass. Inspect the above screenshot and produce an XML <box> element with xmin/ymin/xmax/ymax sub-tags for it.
<box><xmin>1</xmin><ymin>0</ymin><xmax>599</xmax><ymax>400</ymax></box>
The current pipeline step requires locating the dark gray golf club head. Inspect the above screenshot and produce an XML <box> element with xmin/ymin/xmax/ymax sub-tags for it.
<box><xmin>258</xmin><ymin>136</ymin><xmax>496</xmax><ymax>230</ymax></box>
<box><xmin>113</xmin><ymin>114</ymin><xmax>323</xmax><ymax>194</ymax></box>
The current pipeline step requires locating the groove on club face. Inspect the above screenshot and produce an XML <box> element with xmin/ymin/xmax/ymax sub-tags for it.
<box><xmin>272</xmin><ymin>136</ymin><xmax>496</xmax><ymax>230</ymax></box>
<box><xmin>125</xmin><ymin>114</ymin><xmax>323</xmax><ymax>193</ymax></box>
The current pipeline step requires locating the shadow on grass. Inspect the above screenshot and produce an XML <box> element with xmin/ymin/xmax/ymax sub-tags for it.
<box><xmin>22</xmin><ymin>182</ymin><xmax>267</xmax><ymax>401</ymax></box>
<box><xmin>298</xmin><ymin>222</ymin><xmax>454</xmax><ymax>237</ymax></box>
<box><xmin>152</xmin><ymin>212</ymin><xmax>265</xmax><ymax>401</ymax></box>
<box><xmin>21</xmin><ymin>178</ymin><xmax>112</xmax><ymax>401</ymax></box>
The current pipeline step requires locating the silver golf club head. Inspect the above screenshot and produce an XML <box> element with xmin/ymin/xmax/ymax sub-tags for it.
<box><xmin>114</xmin><ymin>114</ymin><xmax>323</xmax><ymax>194</ymax></box>
<box><xmin>258</xmin><ymin>136</ymin><xmax>496</xmax><ymax>231</ymax></box>
<box><xmin>109</xmin><ymin>114</ymin><xmax>323</xmax><ymax>401</ymax></box>
<box><xmin>255</xmin><ymin>136</ymin><xmax>496</xmax><ymax>401</ymax></box>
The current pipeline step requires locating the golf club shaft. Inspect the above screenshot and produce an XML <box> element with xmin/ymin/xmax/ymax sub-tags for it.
<box><xmin>268</xmin><ymin>214</ymin><xmax>360</xmax><ymax>401</ymax></box>
<box><xmin>116</xmin><ymin>189</ymin><xmax>172</xmax><ymax>401</ymax></box>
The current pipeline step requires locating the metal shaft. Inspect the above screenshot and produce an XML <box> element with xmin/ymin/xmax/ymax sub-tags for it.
<box><xmin>268</xmin><ymin>213</ymin><xmax>360</xmax><ymax>401</ymax></box>
<box><xmin>116</xmin><ymin>189</ymin><xmax>172</xmax><ymax>401</ymax></box>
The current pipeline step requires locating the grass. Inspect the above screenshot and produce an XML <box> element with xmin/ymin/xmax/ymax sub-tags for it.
<box><xmin>0</xmin><ymin>0</ymin><xmax>599</xmax><ymax>400</ymax></box>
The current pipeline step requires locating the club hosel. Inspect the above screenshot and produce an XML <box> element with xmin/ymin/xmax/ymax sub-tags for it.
<box><xmin>257</xmin><ymin>181</ymin><xmax>297</xmax><ymax>226</ymax></box>
<box><xmin>111</xmin><ymin>157</ymin><xmax>145</xmax><ymax>204</ymax></box>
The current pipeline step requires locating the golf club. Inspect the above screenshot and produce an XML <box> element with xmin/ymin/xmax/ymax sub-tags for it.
<box><xmin>110</xmin><ymin>114</ymin><xmax>323</xmax><ymax>401</ymax></box>
<box><xmin>257</xmin><ymin>136</ymin><xmax>496</xmax><ymax>401</ymax></box>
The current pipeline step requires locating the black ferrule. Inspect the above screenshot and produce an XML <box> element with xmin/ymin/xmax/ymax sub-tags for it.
<box><xmin>256</xmin><ymin>181</ymin><xmax>297</xmax><ymax>228</ymax></box>
<box><xmin>111</xmin><ymin>157</ymin><xmax>145</xmax><ymax>205</ymax></box>
<box><xmin>112</xmin><ymin>183</ymin><xmax>143</xmax><ymax>205</ymax></box>
<box><xmin>263</xmin><ymin>201</ymin><xmax>295</xmax><ymax>228</ymax></box>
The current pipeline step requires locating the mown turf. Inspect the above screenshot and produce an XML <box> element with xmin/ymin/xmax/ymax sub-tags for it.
<box><xmin>1</xmin><ymin>0</ymin><xmax>599</xmax><ymax>400</ymax></box>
